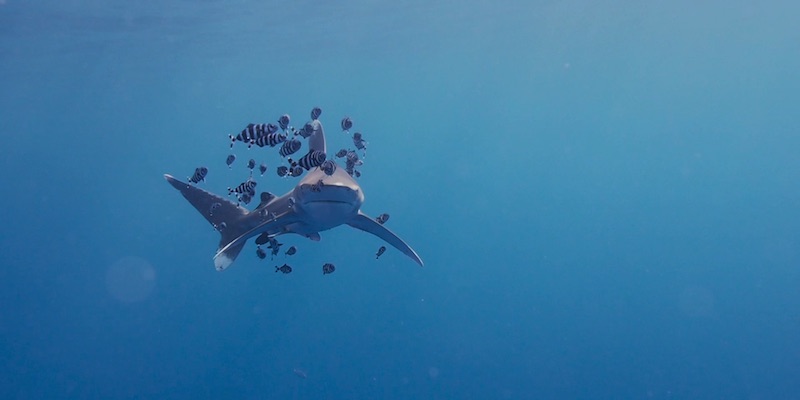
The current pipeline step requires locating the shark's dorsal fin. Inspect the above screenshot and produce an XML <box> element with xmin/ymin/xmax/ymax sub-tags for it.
<box><xmin>347</xmin><ymin>212</ymin><xmax>424</xmax><ymax>266</ymax></box>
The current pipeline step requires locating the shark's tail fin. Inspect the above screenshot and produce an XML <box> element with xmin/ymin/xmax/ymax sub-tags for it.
<box><xmin>164</xmin><ymin>174</ymin><xmax>250</xmax><ymax>271</ymax></box>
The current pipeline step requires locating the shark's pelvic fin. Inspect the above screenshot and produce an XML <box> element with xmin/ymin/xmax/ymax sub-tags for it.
<box><xmin>212</xmin><ymin>210</ymin><xmax>300</xmax><ymax>270</ymax></box>
<box><xmin>347</xmin><ymin>212</ymin><xmax>424</xmax><ymax>267</ymax></box>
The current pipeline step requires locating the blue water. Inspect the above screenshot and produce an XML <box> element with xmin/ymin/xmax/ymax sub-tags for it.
<box><xmin>2</xmin><ymin>1</ymin><xmax>799</xmax><ymax>398</ymax></box>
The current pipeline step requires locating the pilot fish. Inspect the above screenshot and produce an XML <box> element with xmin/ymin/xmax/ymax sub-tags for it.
<box><xmin>352</xmin><ymin>132</ymin><xmax>367</xmax><ymax>154</ymax></box>
<box><xmin>228</xmin><ymin>179</ymin><xmax>257</xmax><ymax>196</ymax></box>
<box><xmin>275</xmin><ymin>264</ymin><xmax>292</xmax><ymax>274</ymax></box>
<box><xmin>320</xmin><ymin>159</ymin><xmax>336</xmax><ymax>176</ymax></box>
<box><xmin>291</xmin><ymin>150</ymin><xmax>327</xmax><ymax>171</ymax></box>
<box><xmin>279</xmin><ymin>138</ymin><xmax>302</xmax><ymax>157</ymax></box>
<box><xmin>294</xmin><ymin>122</ymin><xmax>314</xmax><ymax>139</ymax></box>
<box><xmin>289</xmin><ymin>166</ymin><xmax>303</xmax><ymax>177</ymax></box>
<box><xmin>322</xmin><ymin>263</ymin><xmax>335</xmax><ymax>275</ymax></box>
<box><xmin>230</xmin><ymin>123</ymin><xmax>274</xmax><ymax>148</ymax></box>
<box><xmin>253</xmin><ymin>132</ymin><xmax>287</xmax><ymax>148</ymax></box>
<box><xmin>310</xmin><ymin>107</ymin><xmax>322</xmax><ymax>120</ymax></box>
<box><xmin>375</xmin><ymin>213</ymin><xmax>390</xmax><ymax>225</ymax></box>
<box><xmin>278</xmin><ymin>114</ymin><xmax>291</xmax><ymax>131</ymax></box>
<box><xmin>341</xmin><ymin>116</ymin><xmax>353</xmax><ymax>131</ymax></box>
<box><xmin>188</xmin><ymin>167</ymin><xmax>208</xmax><ymax>184</ymax></box>
<box><xmin>276</xmin><ymin>165</ymin><xmax>289</xmax><ymax>177</ymax></box>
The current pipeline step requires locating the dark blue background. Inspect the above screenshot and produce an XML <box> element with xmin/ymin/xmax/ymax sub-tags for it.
<box><xmin>1</xmin><ymin>1</ymin><xmax>798</xmax><ymax>398</ymax></box>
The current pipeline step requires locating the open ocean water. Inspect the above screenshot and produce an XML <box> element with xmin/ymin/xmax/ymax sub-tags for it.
<box><xmin>1</xmin><ymin>1</ymin><xmax>799</xmax><ymax>399</ymax></box>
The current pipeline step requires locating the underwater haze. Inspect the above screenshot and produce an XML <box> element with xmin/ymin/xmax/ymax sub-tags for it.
<box><xmin>2</xmin><ymin>0</ymin><xmax>799</xmax><ymax>399</ymax></box>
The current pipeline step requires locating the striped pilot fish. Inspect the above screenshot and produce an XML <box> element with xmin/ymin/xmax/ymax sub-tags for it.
<box><xmin>290</xmin><ymin>150</ymin><xmax>327</xmax><ymax>171</ymax></box>
<box><xmin>320</xmin><ymin>159</ymin><xmax>336</xmax><ymax>176</ymax></box>
<box><xmin>279</xmin><ymin>138</ymin><xmax>302</xmax><ymax>157</ymax></box>
<box><xmin>228</xmin><ymin>178</ymin><xmax>257</xmax><ymax>196</ymax></box>
<box><xmin>253</xmin><ymin>132</ymin><xmax>287</xmax><ymax>148</ymax></box>
<box><xmin>188</xmin><ymin>167</ymin><xmax>208</xmax><ymax>184</ymax></box>
<box><xmin>229</xmin><ymin>123</ymin><xmax>278</xmax><ymax>148</ymax></box>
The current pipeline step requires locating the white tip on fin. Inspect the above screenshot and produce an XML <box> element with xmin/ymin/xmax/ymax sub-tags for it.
<box><xmin>214</xmin><ymin>253</ymin><xmax>234</xmax><ymax>271</ymax></box>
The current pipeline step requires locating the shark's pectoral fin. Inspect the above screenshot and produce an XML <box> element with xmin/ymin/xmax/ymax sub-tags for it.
<box><xmin>347</xmin><ymin>212</ymin><xmax>424</xmax><ymax>266</ymax></box>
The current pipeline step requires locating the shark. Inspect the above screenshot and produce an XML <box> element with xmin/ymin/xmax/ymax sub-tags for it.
<box><xmin>164</xmin><ymin>119</ymin><xmax>423</xmax><ymax>271</ymax></box>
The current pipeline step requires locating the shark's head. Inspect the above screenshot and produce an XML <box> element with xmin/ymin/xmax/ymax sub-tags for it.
<box><xmin>292</xmin><ymin>163</ymin><xmax>364</xmax><ymax>229</ymax></box>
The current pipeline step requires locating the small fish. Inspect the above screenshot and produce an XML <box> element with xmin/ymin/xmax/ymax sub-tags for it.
<box><xmin>285</xmin><ymin>246</ymin><xmax>297</xmax><ymax>256</ymax></box>
<box><xmin>287</xmin><ymin>197</ymin><xmax>296</xmax><ymax>208</ymax></box>
<box><xmin>247</xmin><ymin>159</ymin><xmax>256</xmax><ymax>172</ymax></box>
<box><xmin>226</xmin><ymin>154</ymin><xmax>236</xmax><ymax>168</ymax></box>
<box><xmin>294</xmin><ymin>122</ymin><xmax>314</xmax><ymax>138</ymax></box>
<box><xmin>188</xmin><ymin>167</ymin><xmax>208</xmax><ymax>184</ymax></box>
<box><xmin>375</xmin><ymin>213</ymin><xmax>390</xmax><ymax>224</ymax></box>
<box><xmin>322</xmin><ymin>263</ymin><xmax>335</xmax><ymax>275</ymax></box>
<box><xmin>208</xmin><ymin>202</ymin><xmax>221</xmax><ymax>216</ymax></box>
<box><xmin>253</xmin><ymin>132</ymin><xmax>287</xmax><ymax>148</ymax></box>
<box><xmin>275</xmin><ymin>263</ymin><xmax>292</xmax><ymax>274</ymax></box>
<box><xmin>352</xmin><ymin>132</ymin><xmax>367</xmax><ymax>152</ymax></box>
<box><xmin>228</xmin><ymin>179</ymin><xmax>257</xmax><ymax>196</ymax></box>
<box><xmin>255</xmin><ymin>233</ymin><xmax>271</xmax><ymax>245</ymax></box>
<box><xmin>237</xmin><ymin>192</ymin><xmax>252</xmax><ymax>205</ymax></box>
<box><xmin>289</xmin><ymin>166</ymin><xmax>303</xmax><ymax>177</ymax></box>
<box><xmin>345</xmin><ymin>150</ymin><xmax>363</xmax><ymax>166</ymax></box>
<box><xmin>215</xmin><ymin>221</ymin><xmax>227</xmax><ymax>231</ymax></box>
<box><xmin>291</xmin><ymin>150</ymin><xmax>327</xmax><ymax>170</ymax></box>
<box><xmin>279</xmin><ymin>138</ymin><xmax>302</xmax><ymax>157</ymax></box>
<box><xmin>259</xmin><ymin>163</ymin><xmax>267</xmax><ymax>176</ymax></box>
<box><xmin>320</xmin><ymin>159</ymin><xmax>336</xmax><ymax>176</ymax></box>
<box><xmin>376</xmin><ymin>246</ymin><xmax>386</xmax><ymax>259</ymax></box>
<box><xmin>344</xmin><ymin>150</ymin><xmax>362</xmax><ymax>177</ymax></box>
<box><xmin>341</xmin><ymin>116</ymin><xmax>353</xmax><ymax>131</ymax></box>
<box><xmin>229</xmin><ymin>123</ymin><xmax>265</xmax><ymax>148</ymax></box>
<box><xmin>335</xmin><ymin>149</ymin><xmax>348</xmax><ymax>158</ymax></box>
<box><xmin>256</xmin><ymin>191</ymin><xmax>276</xmax><ymax>209</ymax></box>
<box><xmin>256</xmin><ymin>247</ymin><xmax>266</xmax><ymax>259</ymax></box>
<box><xmin>310</xmin><ymin>107</ymin><xmax>322</xmax><ymax>120</ymax></box>
<box><xmin>278</xmin><ymin>114</ymin><xmax>291</xmax><ymax>131</ymax></box>
<box><xmin>309</xmin><ymin>179</ymin><xmax>323</xmax><ymax>192</ymax></box>
<box><xmin>276</xmin><ymin>165</ymin><xmax>289</xmax><ymax>177</ymax></box>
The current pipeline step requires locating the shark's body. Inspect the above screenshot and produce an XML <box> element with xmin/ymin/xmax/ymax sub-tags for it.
<box><xmin>164</xmin><ymin>119</ymin><xmax>423</xmax><ymax>271</ymax></box>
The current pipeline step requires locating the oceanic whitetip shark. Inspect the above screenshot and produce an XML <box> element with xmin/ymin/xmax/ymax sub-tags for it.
<box><xmin>164</xmin><ymin>119</ymin><xmax>424</xmax><ymax>271</ymax></box>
